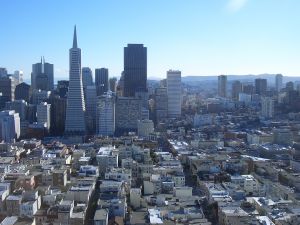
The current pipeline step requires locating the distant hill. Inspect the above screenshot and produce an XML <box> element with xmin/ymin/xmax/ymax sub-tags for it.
<box><xmin>182</xmin><ymin>74</ymin><xmax>300</xmax><ymax>85</ymax></box>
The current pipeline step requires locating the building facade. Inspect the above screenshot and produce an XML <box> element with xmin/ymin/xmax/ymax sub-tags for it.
<box><xmin>0</xmin><ymin>110</ymin><xmax>20</xmax><ymax>143</ymax></box>
<box><xmin>95</xmin><ymin>68</ymin><xmax>109</xmax><ymax>96</ymax></box>
<box><xmin>31</xmin><ymin>57</ymin><xmax>54</xmax><ymax>91</ymax></box>
<box><xmin>167</xmin><ymin>70</ymin><xmax>181</xmax><ymax>118</ymax></box>
<box><xmin>97</xmin><ymin>93</ymin><xmax>115</xmax><ymax>136</ymax></box>
<box><xmin>85</xmin><ymin>85</ymin><xmax>97</xmax><ymax>134</ymax></box>
<box><xmin>275</xmin><ymin>74</ymin><xmax>283</xmax><ymax>92</ymax></box>
<box><xmin>218</xmin><ymin>75</ymin><xmax>227</xmax><ymax>98</ymax></box>
<box><xmin>82</xmin><ymin>67</ymin><xmax>93</xmax><ymax>89</ymax></box>
<box><xmin>123</xmin><ymin>44</ymin><xmax>147</xmax><ymax>97</ymax></box>
<box><xmin>37</xmin><ymin>102</ymin><xmax>51</xmax><ymax>131</ymax></box>
<box><xmin>255</xmin><ymin>78</ymin><xmax>267</xmax><ymax>96</ymax></box>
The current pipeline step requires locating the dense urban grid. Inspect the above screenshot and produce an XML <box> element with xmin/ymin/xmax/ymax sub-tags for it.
<box><xmin>0</xmin><ymin>26</ymin><xmax>300</xmax><ymax>225</ymax></box>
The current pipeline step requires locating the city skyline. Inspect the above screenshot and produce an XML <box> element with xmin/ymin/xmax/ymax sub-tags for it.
<box><xmin>1</xmin><ymin>0</ymin><xmax>300</xmax><ymax>80</ymax></box>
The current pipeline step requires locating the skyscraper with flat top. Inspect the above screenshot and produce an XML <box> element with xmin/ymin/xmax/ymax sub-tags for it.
<box><xmin>65</xmin><ymin>26</ymin><xmax>86</xmax><ymax>135</ymax></box>
<box><xmin>218</xmin><ymin>75</ymin><xmax>227</xmax><ymax>98</ymax></box>
<box><xmin>275</xmin><ymin>74</ymin><xmax>283</xmax><ymax>92</ymax></box>
<box><xmin>95</xmin><ymin>68</ymin><xmax>109</xmax><ymax>96</ymax></box>
<box><xmin>167</xmin><ymin>70</ymin><xmax>181</xmax><ymax>118</ymax></box>
<box><xmin>255</xmin><ymin>78</ymin><xmax>267</xmax><ymax>96</ymax></box>
<box><xmin>123</xmin><ymin>44</ymin><xmax>147</xmax><ymax>97</ymax></box>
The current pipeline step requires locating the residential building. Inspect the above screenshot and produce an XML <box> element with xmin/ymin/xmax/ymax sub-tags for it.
<box><xmin>167</xmin><ymin>70</ymin><xmax>181</xmax><ymax>118</ymax></box>
<box><xmin>137</xmin><ymin>119</ymin><xmax>154</xmax><ymax>138</ymax></box>
<box><xmin>231</xmin><ymin>80</ymin><xmax>242</xmax><ymax>100</ymax></box>
<box><xmin>0</xmin><ymin>110</ymin><xmax>20</xmax><ymax>143</ymax></box>
<box><xmin>115</xmin><ymin>97</ymin><xmax>142</xmax><ymax>133</ymax></box>
<box><xmin>218</xmin><ymin>75</ymin><xmax>227</xmax><ymax>98</ymax></box>
<box><xmin>97</xmin><ymin>92</ymin><xmax>115</xmax><ymax>136</ymax></box>
<box><xmin>261</xmin><ymin>97</ymin><xmax>274</xmax><ymax>118</ymax></box>
<box><xmin>155</xmin><ymin>87</ymin><xmax>168</xmax><ymax>123</ymax></box>
<box><xmin>37</xmin><ymin>102</ymin><xmax>51</xmax><ymax>131</ymax></box>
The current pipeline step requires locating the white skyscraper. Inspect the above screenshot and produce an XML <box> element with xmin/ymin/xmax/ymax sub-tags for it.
<box><xmin>261</xmin><ymin>97</ymin><xmax>274</xmax><ymax>119</ymax></box>
<box><xmin>13</xmin><ymin>70</ymin><xmax>23</xmax><ymax>84</ymax></box>
<box><xmin>37</xmin><ymin>102</ymin><xmax>51</xmax><ymax>131</ymax></box>
<box><xmin>85</xmin><ymin>85</ymin><xmax>97</xmax><ymax>134</ymax></box>
<box><xmin>167</xmin><ymin>70</ymin><xmax>181</xmax><ymax>118</ymax></box>
<box><xmin>97</xmin><ymin>92</ymin><xmax>115</xmax><ymax>136</ymax></box>
<box><xmin>0</xmin><ymin>110</ymin><xmax>20</xmax><ymax>143</ymax></box>
<box><xmin>275</xmin><ymin>74</ymin><xmax>283</xmax><ymax>92</ymax></box>
<box><xmin>65</xmin><ymin>26</ymin><xmax>86</xmax><ymax>135</ymax></box>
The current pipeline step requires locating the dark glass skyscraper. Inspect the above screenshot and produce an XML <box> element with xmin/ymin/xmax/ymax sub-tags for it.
<box><xmin>95</xmin><ymin>68</ymin><xmax>109</xmax><ymax>96</ymax></box>
<box><xmin>123</xmin><ymin>44</ymin><xmax>147</xmax><ymax>97</ymax></box>
<box><xmin>255</xmin><ymin>78</ymin><xmax>267</xmax><ymax>96</ymax></box>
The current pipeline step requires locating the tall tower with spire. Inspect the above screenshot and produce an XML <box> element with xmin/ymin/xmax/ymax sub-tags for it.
<box><xmin>65</xmin><ymin>26</ymin><xmax>86</xmax><ymax>135</ymax></box>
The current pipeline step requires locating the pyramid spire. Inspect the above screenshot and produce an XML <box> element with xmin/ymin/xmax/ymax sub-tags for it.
<box><xmin>73</xmin><ymin>25</ymin><xmax>78</xmax><ymax>48</ymax></box>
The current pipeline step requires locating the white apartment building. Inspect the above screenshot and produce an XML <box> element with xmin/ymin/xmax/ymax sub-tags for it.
<box><xmin>167</xmin><ymin>70</ymin><xmax>181</xmax><ymax>118</ymax></box>
<box><xmin>37</xmin><ymin>102</ymin><xmax>51</xmax><ymax>130</ymax></box>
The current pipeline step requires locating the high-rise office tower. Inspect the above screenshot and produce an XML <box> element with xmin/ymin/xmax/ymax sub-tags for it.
<box><xmin>97</xmin><ymin>92</ymin><xmax>115</xmax><ymax>136</ymax></box>
<box><xmin>167</xmin><ymin>70</ymin><xmax>181</xmax><ymax>118</ymax></box>
<box><xmin>116</xmin><ymin>72</ymin><xmax>125</xmax><ymax>96</ymax></box>
<box><xmin>115</xmin><ymin>97</ymin><xmax>142</xmax><ymax>133</ymax></box>
<box><xmin>85</xmin><ymin>85</ymin><xmax>97</xmax><ymax>134</ymax></box>
<box><xmin>0</xmin><ymin>68</ymin><xmax>8</xmax><ymax>78</ymax></box>
<box><xmin>13</xmin><ymin>70</ymin><xmax>23</xmax><ymax>84</ymax></box>
<box><xmin>218</xmin><ymin>75</ymin><xmax>227</xmax><ymax>98</ymax></box>
<box><xmin>95</xmin><ymin>68</ymin><xmax>109</xmax><ymax>96</ymax></box>
<box><xmin>37</xmin><ymin>102</ymin><xmax>51</xmax><ymax>131</ymax></box>
<box><xmin>232</xmin><ymin>80</ymin><xmax>242</xmax><ymax>100</ymax></box>
<box><xmin>65</xmin><ymin>26</ymin><xmax>86</xmax><ymax>135</ymax></box>
<box><xmin>155</xmin><ymin>87</ymin><xmax>168</xmax><ymax>123</ymax></box>
<box><xmin>82</xmin><ymin>67</ymin><xmax>93</xmax><ymax>89</ymax></box>
<box><xmin>0</xmin><ymin>76</ymin><xmax>17</xmax><ymax>110</ymax></box>
<box><xmin>109</xmin><ymin>77</ymin><xmax>117</xmax><ymax>92</ymax></box>
<box><xmin>49</xmin><ymin>94</ymin><xmax>66</xmax><ymax>136</ymax></box>
<box><xmin>261</xmin><ymin>97</ymin><xmax>274</xmax><ymax>118</ymax></box>
<box><xmin>242</xmin><ymin>83</ymin><xmax>254</xmax><ymax>95</ymax></box>
<box><xmin>31</xmin><ymin>89</ymin><xmax>50</xmax><ymax>105</ymax></box>
<box><xmin>123</xmin><ymin>44</ymin><xmax>147</xmax><ymax>97</ymax></box>
<box><xmin>31</xmin><ymin>57</ymin><xmax>54</xmax><ymax>91</ymax></box>
<box><xmin>275</xmin><ymin>74</ymin><xmax>283</xmax><ymax>92</ymax></box>
<box><xmin>5</xmin><ymin>100</ymin><xmax>28</xmax><ymax>121</ymax></box>
<box><xmin>0</xmin><ymin>110</ymin><xmax>20</xmax><ymax>143</ymax></box>
<box><xmin>286</xmin><ymin>81</ymin><xmax>294</xmax><ymax>92</ymax></box>
<box><xmin>15</xmin><ymin>82</ymin><xmax>31</xmax><ymax>103</ymax></box>
<box><xmin>255</xmin><ymin>78</ymin><xmax>267</xmax><ymax>96</ymax></box>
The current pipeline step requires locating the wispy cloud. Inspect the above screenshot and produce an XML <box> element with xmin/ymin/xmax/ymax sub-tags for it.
<box><xmin>226</xmin><ymin>0</ymin><xmax>249</xmax><ymax>12</ymax></box>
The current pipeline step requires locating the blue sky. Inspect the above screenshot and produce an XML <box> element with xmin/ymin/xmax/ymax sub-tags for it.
<box><xmin>0</xmin><ymin>0</ymin><xmax>300</xmax><ymax>80</ymax></box>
